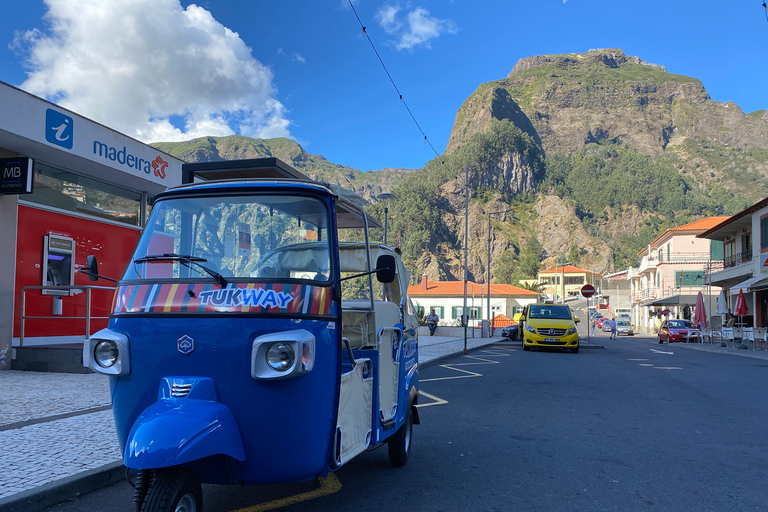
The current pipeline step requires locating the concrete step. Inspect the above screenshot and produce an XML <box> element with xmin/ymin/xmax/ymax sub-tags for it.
<box><xmin>12</xmin><ymin>345</ymin><xmax>92</xmax><ymax>374</ymax></box>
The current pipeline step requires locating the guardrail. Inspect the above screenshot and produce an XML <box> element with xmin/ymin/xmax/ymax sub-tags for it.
<box><xmin>19</xmin><ymin>285</ymin><xmax>116</xmax><ymax>347</ymax></box>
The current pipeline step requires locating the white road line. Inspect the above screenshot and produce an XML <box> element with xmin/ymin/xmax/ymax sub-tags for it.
<box><xmin>650</xmin><ymin>349</ymin><xmax>674</xmax><ymax>355</ymax></box>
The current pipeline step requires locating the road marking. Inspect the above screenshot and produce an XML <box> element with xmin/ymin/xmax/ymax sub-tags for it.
<box><xmin>415</xmin><ymin>391</ymin><xmax>449</xmax><ymax>408</ymax></box>
<box><xmin>627</xmin><ymin>358</ymin><xmax>649</xmax><ymax>361</ymax></box>
<box><xmin>639</xmin><ymin>364</ymin><xmax>654</xmax><ymax>366</ymax></box>
<box><xmin>449</xmin><ymin>355</ymin><xmax>502</xmax><ymax>365</ymax></box>
<box><xmin>230</xmin><ymin>474</ymin><xmax>342</xmax><ymax>512</ymax></box>
<box><xmin>653</xmin><ymin>367</ymin><xmax>683</xmax><ymax>370</ymax></box>
<box><xmin>421</xmin><ymin>364</ymin><xmax>483</xmax><ymax>382</ymax></box>
<box><xmin>650</xmin><ymin>349</ymin><xmax>674</xmax><ymax>355</ymax></box>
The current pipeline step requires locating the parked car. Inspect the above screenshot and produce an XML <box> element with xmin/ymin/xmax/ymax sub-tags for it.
<box><xmin>501</xmin><ymin>324</ymin><xmax>519</xmax><ymax>340</ymax></box>
<box><xmin>657</xmin><ymin>319</ymin><xmax>701</xmax><ymax>343</ymax></box>
<box><xmin>596</xmin><ymin>317</ymin><xmax>608</xmax><ymax>329</ymax></box>
<box><xmin>616</xmin><ymin>320</ymin><xmax>633</xmax><ymax>336</ymax></box>
<box><xmin>521</xmin><ymin>303</ymin><xmax>580</xmax><ymax>353</ymax></box>
<box><xmin>602</xmin><ymin>320</ymin><xmax>613</xmax><ymax>332</ymax></box>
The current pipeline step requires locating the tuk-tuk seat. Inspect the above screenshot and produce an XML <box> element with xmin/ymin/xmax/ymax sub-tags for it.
<box><xmin>341</xmin><ymin>300</ymin><xmax>401</xmax><ymax>349</ymax></box>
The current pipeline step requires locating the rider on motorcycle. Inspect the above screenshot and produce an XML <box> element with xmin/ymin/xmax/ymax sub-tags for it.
<box><xmin>426</xmin><ymin>309</ymin><xmax>439</xmax><ymax>336</ymax></box>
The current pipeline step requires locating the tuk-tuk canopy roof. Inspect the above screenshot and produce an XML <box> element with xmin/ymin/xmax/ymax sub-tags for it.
<box><xmin>174</xmin><ymin>158</ymin><xmax>382</xmax><ymax>229</ymax></box>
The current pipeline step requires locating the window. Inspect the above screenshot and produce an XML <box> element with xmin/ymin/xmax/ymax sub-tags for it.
<box><xmin>762</xmin><ymin>216</ymin><xmax>768</xmax><ymax>251</ymax></box>
<box><xmin>743</xmin><ymin>233</ymin><xmax>752</xmax><ymax>254</ymax></box>
<box><xmin>565</xmin><ymin>276</ymin><xmax>584</xmax><ymax>285</ymax></box>
<box><xmin>452</xmin><ymin>306</ymin><xmax>481</xmax><ymax>320</ymax></box>
<box><xmin>24</xmin><ymin>163</ymin><xmax>143</xmax><ymax>226</ymax></box>
<box><xmin>124</xmin><ymin>193</ymin><xmax>331</xmax><ymax>281</ymax></box>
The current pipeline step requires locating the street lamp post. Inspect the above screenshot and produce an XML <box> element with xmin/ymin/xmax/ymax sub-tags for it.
<box><xmin>487</xmin><ymin>208</ymin><xmax>515</xmax><ymax>337</ymax></box>
<box><xmin>376</xmin><ymin>193</ymin><xmax>396</xmax><ymax>245</ymax></box>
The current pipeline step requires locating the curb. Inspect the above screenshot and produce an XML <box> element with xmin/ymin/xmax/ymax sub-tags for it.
<box><xmin>0</xmin><ymin>462</ymin><xmax>124</xmax><ymax>512</ymax></box>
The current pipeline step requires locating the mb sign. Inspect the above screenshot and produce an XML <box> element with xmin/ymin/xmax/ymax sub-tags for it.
<box><xmin>0</xmin><ymin>157</ymin><xmax>34</xmax><ymax>195</ymax></box>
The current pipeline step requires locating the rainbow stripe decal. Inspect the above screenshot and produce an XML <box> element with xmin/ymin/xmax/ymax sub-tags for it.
<box><xmin>112</xmin><ymin>282</ymin><xmax>332</xmax><ymax>315</ymax></box>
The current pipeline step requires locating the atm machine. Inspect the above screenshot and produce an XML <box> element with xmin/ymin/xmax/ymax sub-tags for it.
<box><xmin>42</xmin><ymin>234</ymin><xmax>75</xmax><ymax>315</ymax></box>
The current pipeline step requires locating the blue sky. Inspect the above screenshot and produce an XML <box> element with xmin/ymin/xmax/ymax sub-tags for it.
<box><xmin>2</xmin><ymin>1</ymin><xmax>767</xmax><ymax>171</ymax></box>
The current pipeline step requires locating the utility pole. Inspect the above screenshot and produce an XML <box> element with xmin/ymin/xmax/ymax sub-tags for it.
<box><xmin>463</xmin><ymin>163</ymin><xmax>469</xmax><ymax>354</ymax></box>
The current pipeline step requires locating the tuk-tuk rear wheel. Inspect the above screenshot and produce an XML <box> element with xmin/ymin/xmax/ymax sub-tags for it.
<box><xmin>388</xmin><ymin>405</ymin><xmax>412</xmax><ymax>467</ymax></box>
<box><xmin>141</xmin><ymin>467</ymin><xmax>202</xmax><ymax>512</ymax></box>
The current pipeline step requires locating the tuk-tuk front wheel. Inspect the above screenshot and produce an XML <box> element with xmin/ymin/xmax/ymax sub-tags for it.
<box><xmin>141</xmin><ymin>467</ymin><xmax>202</xmax><ymax>512</ymax></box>
<box><xmin>388</xmin><ymin>405</ymin><xmax>412</xmax><ymax>467</ymax></box>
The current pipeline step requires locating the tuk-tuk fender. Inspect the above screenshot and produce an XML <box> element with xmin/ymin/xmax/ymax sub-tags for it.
<box><xmin>124</xmin><ymin>377</ymin><xmax>246</xmax><ymax>470</ymax></box>
<box><xmin>405</xmin><ymin>365</ymin><xmax>420</xmax><ymax>425</ymax></box>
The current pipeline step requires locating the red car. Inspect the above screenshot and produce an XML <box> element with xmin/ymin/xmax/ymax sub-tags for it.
<box><xmin>657</xmin><ymin>319</ymin><xmax>702</xmax><ymax>343</ymax></box>
<box><xmin>596</xmin><ymin>317</ymin><xmax>608</xmax><ymax>329</ymax></box>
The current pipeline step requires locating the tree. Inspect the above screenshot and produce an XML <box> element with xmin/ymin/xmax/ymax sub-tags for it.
<box><xmin>568</xmin><ymin>242</ymin><xmax>580</xmax><ymax>265</ymax></box>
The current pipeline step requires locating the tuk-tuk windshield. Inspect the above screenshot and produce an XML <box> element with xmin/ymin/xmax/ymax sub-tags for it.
<box><xmin>124</xmin><ymin>194</ymin><xmax>332</xmax><ymax>282</ymax></box>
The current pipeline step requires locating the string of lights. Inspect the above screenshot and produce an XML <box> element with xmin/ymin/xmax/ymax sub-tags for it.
<box><xmin>347</xmin><ymin>0</ymin><xmax>443</xmax><ymax>163</ymax></box>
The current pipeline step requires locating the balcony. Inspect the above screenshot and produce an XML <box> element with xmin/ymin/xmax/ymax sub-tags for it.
<box><xmin>723</xmin><ymin>249</ymin><xmax>752</xmax><ymax>268</ymax></box>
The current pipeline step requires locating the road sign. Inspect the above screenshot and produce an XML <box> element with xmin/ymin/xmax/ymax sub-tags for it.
<box><xmin>581</xmin><ymin>284</ymin><xmax>596</xmax><ymax>298</ymax></box>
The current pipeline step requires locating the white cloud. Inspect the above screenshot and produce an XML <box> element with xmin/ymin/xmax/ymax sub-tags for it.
<box><xmin>375</xmin><ymin>4</ymin><xmax>457</xmax><ymax>50</ymax></box>
<box><xmin>13</xmin><ymin>0</ymin><xmax>291</xmax><ymax>143</ymax></box>
<box><xmin>376</xmin><ymin>4</ymin><xmax>402</xmax><ymax>34</ymax></box>
<box><xmin>291</xmin><ymin>53</ymin><xmax>306</xmax><ymax>63</ymax></box>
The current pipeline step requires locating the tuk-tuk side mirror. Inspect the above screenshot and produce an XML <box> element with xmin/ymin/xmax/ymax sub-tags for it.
<box><xmin>84</xmin><ymin>255</ymin><xmax>99</xmax><ymax>282</ymax></box>
<box><xmin>79</xmin><ymin>255</ymin><xmax>119</xmax><ymax>283</ymax></box>
<box><xmin>375</xmin><ymin>255</ymin><xmax>396</xmax><ymax>284</ymax></box>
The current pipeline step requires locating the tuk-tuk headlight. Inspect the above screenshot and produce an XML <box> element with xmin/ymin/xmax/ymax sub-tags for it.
<box><xmin>266</xmin><ymin>342</ymin><xmax>295</xmax><ymax>372</ymax></box>
<box><xmin>252</xmin><ymin>329</ymin><xmax>315</xmax><ymax>380</ymax></box>
<box><xmin>88</xmin><ymin>329</ymin><xmax>130</xmax><ymax>376</ymax></box>
<box><xmin>94</xmin><ymin>340</ymin><xmax>119</xmax><ymax>368</ymax></box>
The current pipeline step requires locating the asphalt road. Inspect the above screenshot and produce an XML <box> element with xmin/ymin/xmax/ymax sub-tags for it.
<box><xmin>47</xmin><ymin>337</ymin><xmax>768</xmax><ymax>511</ymax></box>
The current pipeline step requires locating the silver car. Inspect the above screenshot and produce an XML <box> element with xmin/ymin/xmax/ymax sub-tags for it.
<box><xmin>616</xmin><ymin>320</ymin><xmax>634</xmax><ymax>336</ymax></box>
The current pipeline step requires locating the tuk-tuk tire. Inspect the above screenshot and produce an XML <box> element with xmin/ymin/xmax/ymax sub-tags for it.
<box><xmin>141</xmin><ymin>467</ymin><xmax>202</xmax><ymax>512</ymax></box>
<box><xmin>388</xmin><ymin>404</ymin><xmax>412</xmax><ymax>467</ymax></box>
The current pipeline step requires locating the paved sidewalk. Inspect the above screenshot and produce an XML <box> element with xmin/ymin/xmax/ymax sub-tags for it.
<box><xmin>656</xmin><ymin>338</ymin><xmax>768</xmax><ymax>360</ymax></box>
<box><xmin>0</xmin><ymin>334</ymin><xmax>502</xmax><ymax>512</ymax></box>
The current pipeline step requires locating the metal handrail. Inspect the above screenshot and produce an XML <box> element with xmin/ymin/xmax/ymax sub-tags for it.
<box><xmin>19</xmin><ymin>285</ymin><xmax>116</xmax><ymax>347</ymax></box>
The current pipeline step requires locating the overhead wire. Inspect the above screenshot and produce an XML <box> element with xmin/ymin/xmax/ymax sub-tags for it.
<box><xmin>347</xmin><ymin>0</ymin><xmax>443</xmax><ymax>164</ymax></box>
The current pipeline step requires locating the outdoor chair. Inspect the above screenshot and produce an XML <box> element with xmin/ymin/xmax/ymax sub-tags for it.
<box><xmin>744</xmin><ymin>328</ymin><xmax>755</xmax><ymax>350</ymax></box>
<box><xmin>754</xmin><ymin>328</ymin><xmax>767</xmax><ymax>350</ymax></box>
<box><xmin>722</xmin><ymin>328</ymin><xmax>734</xmax><ymax>347</ymax></box>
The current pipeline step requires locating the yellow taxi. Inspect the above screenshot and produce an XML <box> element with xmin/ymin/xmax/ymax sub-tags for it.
<box><xmin>520</xmin><ymin>303</ymin><xmax>580</xmax><ymax>353</ymax></box>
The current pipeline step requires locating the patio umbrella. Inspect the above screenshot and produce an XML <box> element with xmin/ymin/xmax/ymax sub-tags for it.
<box><xmin>715</xmin><ymin>290</ymin><xmax>729</xmax><ymax>315</ymax></box>
<box><xmin>694</xmin><ymin>291</ymin><xmax>707</xmax><ymax>329</ymax></box>
<box><xmin>734</xmin><ymin>288</ymin><xmax>749</xmax><ymax>317</ymax></box>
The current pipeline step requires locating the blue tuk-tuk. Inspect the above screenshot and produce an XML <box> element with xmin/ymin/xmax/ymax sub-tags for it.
<box><xmin>84</xmin><ymin>159</ymin><xmax>419</xmax><ymax>511</ymax></box>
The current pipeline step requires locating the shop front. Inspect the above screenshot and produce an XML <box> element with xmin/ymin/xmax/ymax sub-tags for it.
<box><xmin>0</xmin><ymin>81</ymin><xmax>183</xmax><ymax>370</ymax></box>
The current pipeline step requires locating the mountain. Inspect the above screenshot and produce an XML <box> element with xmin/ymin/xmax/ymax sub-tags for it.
<box><xmin>152</xmin><ymin>135</ymin><xmax>414</xmax><ymax>202</ymax></box>
<box><xmin>151</xmin><ymin>49</ymin><xmax>768</xmax><ymax>285</ymax></box>
<box><xmin>448</xmin><ymin>48</ymin><xmax>768</xmax><ymax>203</ymax></box>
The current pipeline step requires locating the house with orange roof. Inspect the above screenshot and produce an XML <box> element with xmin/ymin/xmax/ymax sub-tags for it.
<box><xmin>536</xmin><ymin>264</ymin><xmax>603</xmax><ymax>302</ymax></box>
<box><xmin>407</xmin><ymin>276</ymin><xmax>539</xmax><ymax>326</ymax></box>
<box><xmin>628</xmin><ymin>216</ymin><xmax>727</xmax><ymax>332</ymax></box>
<box><xmin>697</xmin><ymin>198</ymin><xmax>768</xmax><ymax>330</ymax></box>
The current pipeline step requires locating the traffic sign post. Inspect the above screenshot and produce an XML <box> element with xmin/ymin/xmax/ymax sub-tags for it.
<box><xmin>581</xmin><ymin>284</ymin><xmax>596</xmax><ymax>345</ymax></box>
